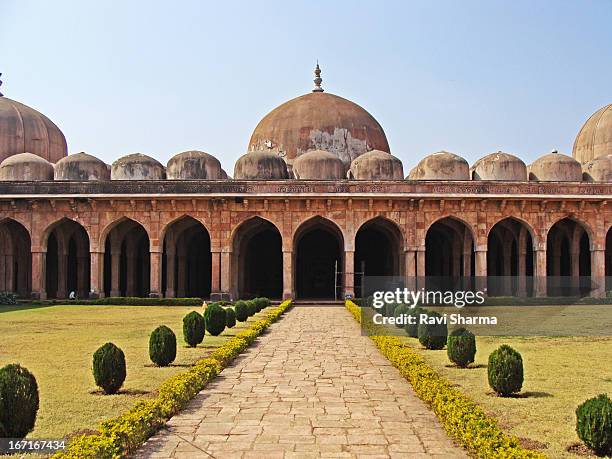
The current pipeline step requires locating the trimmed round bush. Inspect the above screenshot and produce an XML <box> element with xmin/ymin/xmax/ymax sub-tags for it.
<box><xmin>404</xmin><ymin>307</ymin><xmax>424</xmax><ymax>338</ymax></box>
<box><xmin>183</xmin><ymin>311</ymin><xmax>205</xmax><ymax>347</ymax></box>
<box><xmin>246</xmin><ymin>300</ymin><xmax>257</xmax><ymax>317</ymax></box>
<box><xmin>149</xmin><ymin>325</ymin><xmax>177</xmax><ymax>367</ymax></box>
<box><xmin>225</xmin><ymin>307</ymin><xmax>236</xmax><ymax>328</ymax></box>
<box><xmin>576</xmin><ymin>394</ymin><xmax>612</xmax><ymax>455</ymax></box>
<box><xmin>417</xmin><ymin>311</ymin><xmax>447</xmax><ymax>350</ymax></box>
<box><xmin>92</xmin><ymin>342</ymin><xmax>126</xmax><ymax>394</ymax></box>
<box><xmin>487</xmin><ymin>345</ymin><xmax>524</xmax><ymax>396</ymax></box>
<box><xmin>447</xmin><ymin>327</ymin><xmax>476</xmax><ymax>368</ymax></box>
<box><xmin>254</xmin><ymin>297</ymin><xmax>271</xmax><ymax>312</ymax></box>
<box><xmin>394</xmin><ymin>304</ymin><xmax>409</xmax><ymax>328</ymax></box>
<box><xmin>0</xmin><ymin>364</ymin><xmax>39</xmax><ymax>437</ymax></box>
<box><xmin>234</xmin><ymin>301</ymin><xmax>249</xmax><ymax>322</ymax></box>
<box><xmin>204</xmin><ymin>303</ymin><xmax>226</xmax><ymax>336</ymax></box>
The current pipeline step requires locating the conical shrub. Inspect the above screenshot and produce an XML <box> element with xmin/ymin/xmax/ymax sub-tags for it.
<box><xmin>0</xmin><ymin>364</ymin><xmax>39</xmax><ymax>437</ymax></box>
<box><xmin>234</xmin><ymin>301</ymin><xmax>249</xmax><ymax>322</ymax></box>
<box><xmin>447</xmin><ymin>327</ymin><xmax>476</xmax><ymax>367</ymax></box>
<box><xmin>92</xmin><ymin>343</ymin><xmax>126</xmax><ymax>394</ymax></box>
<box><xmin>183</xmin><ymin>311</ymin><xmax>205</xmax><ymax>347</ymax></box>
<box><xmin>204</xmin><ymin>303</ymin><xmax>226</xmax><ymax>336</ymax></box>
<box><xmin>149</xmin><ymin>325</ymin><xmax>177</xmax><ymax>367</ymax></box>
<box><xmin>417</xmin><ymin>311</ymin><xmax>447</xmax><ymax>350</ymax></box>
<box><xmin>225</xmin><ymin>307</ymin><xmax>237</xmax><ymax>328</ymax></box>
<box><xmin>576</xmin><ymin>394</ymin><xmax>612</xmax><ymax>455</ymax></box>
<box><xmin>487</xmin><ymin>345</ymin><xmax>523</xmax><ymax>396</ymax></box>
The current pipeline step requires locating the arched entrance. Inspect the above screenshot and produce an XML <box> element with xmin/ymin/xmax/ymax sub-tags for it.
<box><xmin>103</xmin><ymin>219</ymin><xmax>150</xmax><ymax>297</ymax></box>
<box><xmin>232</xmin><ymin>217</ymin><xmax>283</xmax><ymax>299</ymax></box>
<box><xmin>45</xmin><ymin>219</ymin><xmax>90</xmax><ymax>299</ymax></box>
<box><xmin>547</xmin><ymin>218</ymin><xmax>591</xmax><ymax>295</ymax></box>
<box><xmin>294</xmin><ymin>217</ymin><xmax>343</xmax><ymax>299</ymax></box>
<box><xmin>0</xmin><ymin>219</ymin><xmax>31</xmax><ymax>296</ymax></box>
<box><xmin>354</xmin><ymin>217</ymin><xmax>403</xmax><ymax>297</ymax></box>
<box><xmin>162</xmin><ymin>217</ymin><xmax>211</xmax><ymax>298</ymax></box>
<box><xmin>425</xmin><ymin>217</ymin><xmax>474</xmax><ymax>291</ymax></box>
<box><xmin>487</xmin><ymin>218</ymin><xmax>534</xmax><ymax>296</ymax></box>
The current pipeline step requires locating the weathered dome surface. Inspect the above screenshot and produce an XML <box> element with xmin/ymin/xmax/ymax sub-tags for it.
<box><xmin>111</xmin><ymin>153</ymin><xmax>166</xmax><ymax>180</ymax></box>
<box><xmin>348</xmin><ymin>150</ymin><xmax>403</xmax><ymax>180</ymax></box>
<box><xmin>528</xmin><ymin>151</ymin><xmax>582</xmax><ymax>182</ymax></box>
<box><xmin>582</xmin><ymin>154</ymin><xmax>612</xmax><ymax>182</ymax></box>
<box><xmin>408</xmin><ymin>151</ymin><xmax>469</xmax><ymax>180</ymax></box>
<box><xmin>167</xmin><ymin>150</ymin><xmax>223</xmax><ymax>180</ymax></box>
<box><xmin>234</xmin><ymin>151</ymin><xmax>289</xmax><ymax>180</ymax></box>
<box><xmin>292</xmin><ymin>150</ymin><xmax>345</xmax><ymax>180</ymax></box>
<box><xmin>248</xmin><ymin>92</ymin><xmax>389</xmax><ymax>168</ymax></box>
<box><xmin>471</xmin><ymin>151</ymin><xmax>527</xmax><ymax>181</ymax></box>
<box><xmin>0</xmin><ymin>152</ymin><xmax>54</xmax><ymax>181</ymax></box>
<box><xmin>0</xmin><ymin>96</ymin><xmax>67</xmax><ymax>163</ymax></box>
<box><xmin>54</xmin><ymin>152</ymin><xmax>110</xmax><ymax>181</ymax></box>
<box><xmin>573</xmin><ymin>104</ymin><xmax>612</xmax><ymax>164</ymax></box>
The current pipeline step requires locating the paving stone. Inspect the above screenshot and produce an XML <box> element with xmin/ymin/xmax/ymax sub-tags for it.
<box><xmin>135</xmin><ymin>306</ymin><xmax>467</xmax><ymax>458</ymax></box>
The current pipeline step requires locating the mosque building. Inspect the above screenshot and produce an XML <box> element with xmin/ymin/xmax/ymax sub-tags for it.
<box><xmin>0</xmin><ymin>67</ymin><xmax>610</xmax><ymax>301</ymax></box>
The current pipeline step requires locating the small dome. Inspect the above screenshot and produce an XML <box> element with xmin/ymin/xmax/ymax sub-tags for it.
<box><xmin>408</xmin><ymin>151</ymin><xmax>469</xmax><ymax>180</ymax></box>
<box><xmin>573</xmin><ymin>104</ymin><xmax>612</xmax><ymax>164</ymax></box>
<box><xmin>111</xmin><ymin>153</ymin><xmax>166</xmax><ymax>180</ymax></box>
<box><xmin>167</xmin><ymin>150</ymin><xmax>224</xmax><ymax>180</ymax></box>
<box><xmin>528</xmin><ymin>151</ymin><xmax>582</xmax><ymax>182</ymax></box>
<box><xmin>0</xmin><ymin>152</ymin><xmax>54</xmax><ymax>181</ymax></box>
<box><xmin>582</xmin><ymin>154</ymin><xmax>612</xmax><ymax>182</ymax></box>
<box><xmin>0</xmin><ymin>96</ymin><xmax>67</xmax><ymax>163</ymax></box>
<box><xmin>471</xmin><ymin>151</ymin><xmax>527</xmax><ymax>181</ymax></box>
<box><xmin>234</xmin><ymin>151</ymin><xmax>289</xmax><ymax>180</ymax></box>
<box><xmin>348</xmin><ymin>150</ymin><xmax>403</xmax><ymax>180</ymax></box>
<box><xmin>293</xmin><ymin>150</ymin><xmax>345</xmax><ymax>179</ymax></box>
<box><xmin>54</xmin><ymin>152</ymin><xmax>110</xmax><ymax>181</ymax></box>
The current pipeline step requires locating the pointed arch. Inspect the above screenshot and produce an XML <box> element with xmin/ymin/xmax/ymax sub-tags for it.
<box><xmin>0</xmin><ymin>218</ymin><xmax>31</xmax><ymax>296</ymax></box>
<box><xmin>425</xmin><ymin>216</ymin><xmax>475</xmax><ymax>278</ymax></box>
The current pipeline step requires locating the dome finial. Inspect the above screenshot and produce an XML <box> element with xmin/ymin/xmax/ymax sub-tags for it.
<box><xmin>0</xmin><ymin>73</ymin><xmax>3</xmax><ymax>97</ymax></box>
<box><xmin>313</xmin><ymin>62</ymin><xmax>324</xmax><ymax>92</ymax></box>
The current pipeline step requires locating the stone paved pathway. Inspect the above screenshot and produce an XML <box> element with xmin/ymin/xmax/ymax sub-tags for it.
<box><xmin>135</xmin><ymin>306</ymin><xmax>467</xmax><ymax>458</ymax></box>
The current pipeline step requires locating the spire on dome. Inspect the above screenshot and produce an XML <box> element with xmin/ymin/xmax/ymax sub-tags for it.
<box><xmin>312</xmin><ymin>63</ymin><xmax>324</xmax><ymax>92</ymax></box>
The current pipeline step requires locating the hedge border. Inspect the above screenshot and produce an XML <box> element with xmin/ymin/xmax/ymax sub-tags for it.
<box><xmin>345</xmin><ymin>300</ymin><xmax>547</xmax><ymax>459</ymax></box>
<box><xmin>53</xmin><ymin>300</ymin><xmax>292</xmax><ymax>458</ymax></box>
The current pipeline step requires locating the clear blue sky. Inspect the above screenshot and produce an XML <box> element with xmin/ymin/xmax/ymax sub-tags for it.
<box><xmin>2</xmin><ymin>0</ymin><xmax>611</xmax><ymax>173</ymax></box>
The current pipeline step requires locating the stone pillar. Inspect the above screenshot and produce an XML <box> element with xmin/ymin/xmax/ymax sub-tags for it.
<box><xmin>165</xmin><ymin>251</ymin><xmax>176</xmax><ymax>298</ymax></box>
<box><xmin>77</xmin><ymin>255</ymin><xmax>89</xmax><ymax>298</ymax></box>
<box><xmin>344</xmin><ymin>250</ymin><xmax>354</xmax><ymax>299</ymax></box>
<box><xmin>149</xmin><ymin>250</ymin><xmax>162</xmax><ymax>298</ymax></box>
<box><xmin>517</xmin><ymin>243</ymin><xmax>527</xmax><ymax>297</ymax></box>
<box><xmin>210</xmin><ymin>251</ymin><xmax>220</xmax><ymax>298</ymax></box>
<box><xmin>57</xmin><ymin>248</ymin><xmax>68</xmax><ymax>299</ymax></box>
<box><xmin>89</xmin><ymin>251</ymin><xmax>104</xmax><ymax>298</ymax></box>
<box><xmin>110</xmin><ymin>250</ymin><xmax>121</xmax><ymax>297</ymax></box>
<box><xmin>475</xmin><ymin>248</ymin><xmax>487</xmax><ymax>295</ymax></box>
<box><xmin>404</xmin><ymin>250</ymin><xmax>416</xmax><ymax>292</ymax></box>
<box><xmin>591</xmin><ymin>248</ymin><xmax>605</xmax><ymax>297</ymax></box>
<box><xmin>220</xmin><ymin>251</ymin><xmax>231</xmax><ymax>300</ymax></box>
<box><xmin>283</xmin><ymin>250</ymin><xmax>293</xmax><ymax>300</ymax></box>
<box><xmin>416</xmin><ymin>248</ymin><xmax>426</xmax><ymax>291</ymax></box>
<box><xmin>126</xmin><ymin>244</ymin><xmax>136</xmax><ymax>297</ymax></box>
<box><xmin>534</xmin><ymin>249</ymin><xmax>547</xmax><ymax>297</ymax></box>
<box><xmin>31</xmin><ymin>251</ymin><xmax>46</xmax><ymax>300</ymax></box>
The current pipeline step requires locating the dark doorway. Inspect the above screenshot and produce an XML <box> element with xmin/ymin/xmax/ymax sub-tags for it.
<box><xmin>232</xmin><ymin>217</ymin><xmax>282</xmax><ymax>299</ymax></box>
<box><xmin>0</xmin><ymin>219</ymin><xmax>31</xmax><ymax>296</ymax></box>
<box><xmin>295</xmin><ymin>220</ymin><xmax>343</xmax><ymax>299</ymax></box>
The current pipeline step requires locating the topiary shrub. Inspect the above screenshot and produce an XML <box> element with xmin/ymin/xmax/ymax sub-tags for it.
<box><xmin>225</xmin><ymin>307</ymin><xmax>236</xmax><ymax>328</ymax></box>
<box><xmin>404</xmin><ymin>307</ymin><xmax>424</xmax><ymax>338</ymax></box>
<box><xmin>246</xmin><ymin>300</ymin><xmax>257</xmax><ymax>317</ymax></box>
<box><xmin>258</xmin><ymin>297</ymin><xmax>271</xmax><ymax>310</ymax></box>
<box><xmin>92</xmin><ymin>343</ymin><xmax>126</xmax><ymax>394</ymax></box>
<box><xmin>234</xmin><ymin>301</ymin><xmax>249</xmax><ymax>322</ymax></box>
<box><xmin>183</xmin><ymin>311</ymin><xmax>205</xmax><ymax>347</ymax></box>
<box><xmin>487</xmin><ymin>344</ymin><xmax>523</xmax><ymax>396</ymax></box>
<box><xmin>576</xmin><ymin>394</ymin><xmax>612</xmax><ymax>455</ymax></box>
<box><xmin>204</xmin><ymin>303</ymin><xmax>226</xmax><ymax>336</ymax></box>
<box><xmin>393</xmin><ymin>304</ymin><xmax>409</xmax><ymax>328</ymax></box>
<box><xmin>417</xmin><ymin>311</ymin><xmax>447</xmax><ymax>350</ymax></box>
<box><xmin>0</xmin><ymin>364</ymin><xmax>39</xmax><ymax>437</ymax></box>
<box><xmin>447</xmin><ymin>327</ymin><xmax>476</xmax><ymax>368</ymax></box>
<box><xmin>149</xmin><ymin>325</ymin><xmax>177</xmax><ymax>367</ymax></box>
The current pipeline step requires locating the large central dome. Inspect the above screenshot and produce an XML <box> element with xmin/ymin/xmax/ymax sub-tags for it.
<box><xmin>248</xmin><ymin>66</ymin><xmax>389</xmax><ymax>167</ymax></box>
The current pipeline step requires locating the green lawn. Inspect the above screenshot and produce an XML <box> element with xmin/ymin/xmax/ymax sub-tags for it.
<box><xmin>0</xmin><ymin>304</ymin><xmax>267</xmax><ymax>439</ymax></box>
<box><xmin>404</xmin><ymin>335</ymin><xmax>612</xmax><ymax>458</ymax></box>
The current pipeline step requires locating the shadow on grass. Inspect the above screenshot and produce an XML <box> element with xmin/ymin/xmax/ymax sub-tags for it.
<box><xmin>89</xmin><ymin>388</ymin><xmax>151</xmax><ymax>396</ymax></box>
<box><xmin>486</xmin><ymin>391</ymin><xmax>554</xmax><ymax>399</ymax></box>
<box><xmin>0</xmin><ymin>303</ymin><xmax>55</xmax><ymax>313</ymax></box>
<box><xmin>444</xmin><ymin>363</ymin><xmax>487</xmax><ymax>369</ymax></box>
